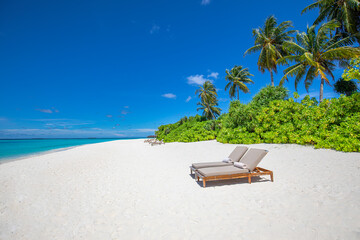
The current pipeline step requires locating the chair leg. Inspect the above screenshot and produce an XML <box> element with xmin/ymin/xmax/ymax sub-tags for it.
<box><xmin>248</xmin><ymin>175</ymin><xmax>251</xmax><ymax>184</ymax></box>
<box><xmin>270</xmin><ymin>172</ymin><xmax>274</xmax><ymax>182</ymax></box>
<box><xmin>203</xmin><ymin>179</ymin><xmax>206</xmax><ymax>188</ymax></box>
<box><xmin>190</xmin><ymin>168</ymin><xmax>192</xmax><ymax>174</ymax></box>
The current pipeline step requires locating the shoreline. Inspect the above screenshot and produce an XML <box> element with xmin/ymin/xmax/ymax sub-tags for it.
<box><xmin>0</xmin><ymin>138</ymin><xmax>146</xmax><ymax>164</ymax></box>
<box><xmin>0</xmin><ymin>146</ymin><xmax>78</xmax><ymax>165</ymax></box>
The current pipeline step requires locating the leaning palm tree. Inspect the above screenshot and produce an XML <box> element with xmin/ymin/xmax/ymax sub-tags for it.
<box><xmin>225</xmin><ymin>65</ymin><xmax>254</xmax><ymax>100</ymax></box>
<box><xmin>244</xmin><ymin>16</ymin><xmax>295</xmax><ymax>86</ymax></box>
<box><xmin>195</xmin><ymin>81</ymin><xmax>221</xmax><ymax>120</ymax></box>
<box><xmin>279</xmin><ymin>20</ymin><xmax>360</xmax><ymax>102</ymax></box>
<box><xmin>302</xmin><ymin>0</ymin><xmax>360</xmax><ymax>43</ymax></box>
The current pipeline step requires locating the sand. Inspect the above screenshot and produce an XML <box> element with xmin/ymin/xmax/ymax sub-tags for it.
<box><xmin>0</xmin><ymin>139</ymin><xmax>359</xmax><ymax>240</ymax></box>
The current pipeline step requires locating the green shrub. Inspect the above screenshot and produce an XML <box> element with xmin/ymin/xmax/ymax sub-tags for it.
<box><xmin>156</xmin><ymin>86</ymin><xmax>360</xmax><ymax>152</ymax></box>
<box><xmin>250</xmin><ymin>85</ymin><xmax>289</xmax><ymax>109</ymax></box>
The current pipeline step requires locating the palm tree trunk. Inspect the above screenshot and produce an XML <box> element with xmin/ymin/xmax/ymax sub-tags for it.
<box><xmin>320</xmin><ymin>78</ymin><xmax>324</xmax><ymax>103</ymax></box>
<box><xmin>270</xmin><ymin>69</ymin><xmax>274</xmax><ymax>86</ymax></box>
<box><xmin>237</xmin><ymin>88</ymin><xmax>239</xmax><ymax>100</ymax></box>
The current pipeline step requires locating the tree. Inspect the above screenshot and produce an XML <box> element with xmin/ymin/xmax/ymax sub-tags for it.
<box><xmin>244</xmin><ymin>16</ymin><xmax>295</xmax><ymax>86</ymax></box>
<box><xmin>195</xmin><ymin>81</ymin><xmax>221</xmax><ymax>120</ymax></box>
<box><xmin>225</xmin><ymin>65</ymin><xmax>254</xmax><ymax>100</ymax></box>
<box><xmin>279</xmin><ymin>20</ymin><xmax>360</xmax><ymax>102</ymax></box>
<box><xmin>302</xmin><ymin>0</ymin><xmax>360</xmax><ymax>43</ymax></box>
<box><xmin>334</xmin><ymin>78</ymin><xmax>358</xmax><ymax>95</ymax></box>
<box><xmin>342</xmin><ymin>57</ymin><xmax>360</xmax><ymax>82</ymax></box>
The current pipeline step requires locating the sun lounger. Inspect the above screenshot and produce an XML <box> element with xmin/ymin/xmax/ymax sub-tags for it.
<box><xmin>190</xmin><ymin>146</ymin><xmax>248</xmax><ymax>174</ymax></box>
<box><xmin>195</xmin><ymin>148</ymin><xmax>273</xmax><ymax>187</ymax></box>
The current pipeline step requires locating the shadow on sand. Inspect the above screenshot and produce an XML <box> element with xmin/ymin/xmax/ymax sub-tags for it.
<box><xmin>189</xmin><ymin>173</ymin><xmax>272</xmax><ymax>188</ymax></box>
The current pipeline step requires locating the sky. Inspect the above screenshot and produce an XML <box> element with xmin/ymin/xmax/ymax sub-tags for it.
<box><xmin>0</xmin><ymin>0</ymin><xmax>346</xmax><ymax>138</ymax></box>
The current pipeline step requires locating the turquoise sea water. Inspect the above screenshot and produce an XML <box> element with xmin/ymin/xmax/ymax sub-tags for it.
<box><xmin>0</xmin><ymin>138</ymin><xmax>127</xmax><ymax>161</ymax></box>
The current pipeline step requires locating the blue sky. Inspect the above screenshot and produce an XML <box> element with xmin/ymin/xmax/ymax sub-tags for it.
<box><xmin>0</xmin><ymin>0</ymin><xmax>344</xmax><ymax>138</ymax></box>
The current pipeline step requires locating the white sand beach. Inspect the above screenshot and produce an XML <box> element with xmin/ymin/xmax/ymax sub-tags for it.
<box><xmin>0</xmin><ymin>139</ymin><xmax>359</xmax><ymax>240</ymax></box>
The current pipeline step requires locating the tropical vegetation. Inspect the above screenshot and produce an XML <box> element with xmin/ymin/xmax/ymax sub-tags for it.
<box><xmin>195</xmin><ymin>81</ymin><xmax>221</xmax><ymax>120</ymax></box>
<box><xmin>302</xmin><ymin>0</ymin><xmax>360</xmax><ymax>43</ymax></box>
<box><xmin>156</xmin><ymin>86</ymin><xmax>360</xmax><ymax>152</ymax></box>
<box><xmin>225</xmin><ymin>65</ymin><xmax>254</xmax><ymax>100</ymax></box>
<box><xmin>334</xmin><ymin>78</ymin><xmax>358</xmax><ymax>95</ymax></box>
<box><xmin>244</xmin><ymin>16</ymin><xmax>295</xmax><ymax>86</ymax></box>
<box><xmin>342</xmin><ymin>57</ymin><xmax>360</xmax><ymax>82</ymax></box>
<box><xmin>279</xmin><ymin>20</ymin><xmax>360</xmax><ymax>102</ymax></box>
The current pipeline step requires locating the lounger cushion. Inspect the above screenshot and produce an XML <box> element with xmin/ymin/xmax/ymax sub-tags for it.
<box><xmin>240</xmin><ymin>148</ymin><xmax>268</xmax><ymax>171</ymax></box>
<box><xmin>192</xmin><ymin>162</ymin><xmax>231</xmax><ymax>169</ymax></box>
<box><xmin>197</xmin><ymin>166</ymin><xmax>249</xmax><ymax>177</ymax></box>
<box><xmin>191</xmin><ymin>146</ymin><xmax>248</xmax><ymax>169</ymax></box>
<box><xmin>228</xmin><ymin>146</ymin><xmax>248</xmax><ymax>162</ymax></box>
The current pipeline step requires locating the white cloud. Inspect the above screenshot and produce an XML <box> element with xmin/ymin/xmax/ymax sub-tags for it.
<box><xmin>150</xmin><ymin>24</ymin><xmax>160</xmax><ymax>34</ymax></box>
<box><xmin>35</xmin><ymin>107</ymin><xmax>59</xmax><ymax>114</ymax></box>
<box><xmin>201</xmin><ymin>0</ymin><xmax>211</xmax><ymax>5</ymax></box>
<box><xmin>162</xmin><ymin>93</ymin><xmax>176</xmax><ymax>99</ymax></box>
<box><xmin>124</xmin><ymin>106</ymin><xmax>129</xmax><ymax>109</ymax></box>
<box><xmin>36</xmin><ymin>109</ymin><xmax>53</xmax><ymax>114</ymax></box>
<box><xmin>28</xmin><ymin>118</ymin><xmax>94</xmax><ymax>129</ymax></box>
<box><xmin>29</xmin><ymin>118</ymin><xmax>70</xmax><ymax>122</ymax></box>
<box><xmin>187</xmin><ymin>74</ymin><xmax>211</xmax><ymax>85</ymax></box>
<box><xmin>0</xmin><ymin>117</ymin><xmax>8</xmax><ymax>121</ymax></box>
<box><xmin>121</xmin><ymin>110</ymin><xmax>129</xmax><ymax>115</ymax></box>
<box><xmin>132</xmin><ymin>129</ymin><xmax>157</xmax><ymax>133</ymax></box>
<box><xmin>114</xmin><ymin>133</ymin><xmax>126</xmax><ymax>137</ymax></box>
<box><xmin>186</xmin><ymin>96</ymin><xmax>192</xmax><ymax>102</ymax></box>
<box><xmin>207</xmin><ymin>72</ymin><xmax>219</xmax><ymax>79</ymax></box>
<box><xmin>0</xmin><ymin>127</ymin><xmax>153</xmax><ymax>139</ymax></box>
<box><xmin>106</xmin><ymin>115</ymin><xmax>113</xmax><ymax>118</ymax></box>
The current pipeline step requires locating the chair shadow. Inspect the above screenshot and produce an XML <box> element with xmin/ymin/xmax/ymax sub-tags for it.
<box><xmin>189</xmin><ymin>174</ymin><xmax>271</xmax><ymax>188</ymax></box>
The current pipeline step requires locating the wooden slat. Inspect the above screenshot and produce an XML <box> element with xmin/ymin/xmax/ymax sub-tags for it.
<box><xmin>195</xmin><ymin>166</ymin><xmax>274</xmax><ymax>187</ymax></box>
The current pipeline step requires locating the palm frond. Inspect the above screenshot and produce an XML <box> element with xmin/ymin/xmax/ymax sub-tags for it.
<box><xmin>244</xmin><ymin>44</ymin><xmax>262</xmax><ymax>56</ymax></box>
<box><xmin>302</xmin><ymin>1</ymin><xmax>321</xmax><ymax>14</ymax></box>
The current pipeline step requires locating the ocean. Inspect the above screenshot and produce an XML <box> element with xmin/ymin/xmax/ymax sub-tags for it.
<box><xmin>0</xmin><ymin>138</ymin><xmax>129</xmax><ymax>161</ymax></box>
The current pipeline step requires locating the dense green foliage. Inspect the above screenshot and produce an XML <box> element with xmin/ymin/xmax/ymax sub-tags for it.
<box><xmin>334</xmin><ymin>78</ymin><xmax>358</xmax><ymax>96</ymax></box>
<box><xmin>156</xmin><ymin>86</ymin><xmax>360</xmax><ymax>152</ymax></box>
<box><xmin>156</xmin><ymin>115</ymin><xmax>220</xmax><ymax>142</ymax></box>
<box><xmin>342</xmin><ymin>57</ymin><xmax>360</xmax><ymax>82</ymax></box>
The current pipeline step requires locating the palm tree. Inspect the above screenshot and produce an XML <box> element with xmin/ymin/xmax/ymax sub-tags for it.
<box><xmin>279</xmin><ymin>20</ymin><xmax>360</xmax><ymax>102</ymax></box>
<box><xmin>244</xmin><ymin>16</ymin><xmax>295</xmax><ymax>86</ymax></box>
<box><xmin>225</xmin><ymin>65</ymin><xmax>254</xmax><ymax>100</ymax></box>
<box><xmin>195</xmin><ymin>81</ymin><xmax>221</xmax><ymax>120</ymax></box>
<box><xmin>195</xmin><ymin>80</ymin><xmax>217</xmax><ymax>104</ymax></box>
<box><xmin>196</xmin><ymin>101</ymin><xmax>221</xmax><ymax>120</ymax></box>
<box><xmin>302</xmin><ymin>0</ymin><xmax>360</xmax><ymax>43</ymax></box>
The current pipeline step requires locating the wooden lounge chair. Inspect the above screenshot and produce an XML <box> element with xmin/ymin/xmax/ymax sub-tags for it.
<box><xmin>189</xmin><ymin>146</ymin><xmax>248</xmax><ymax>174</ymax></box>
<box><xmin>195</xmin><ymin>148</ymin><xmax>273</xmax><ymax>187</ymax></box>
